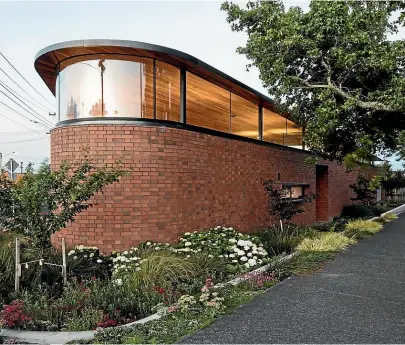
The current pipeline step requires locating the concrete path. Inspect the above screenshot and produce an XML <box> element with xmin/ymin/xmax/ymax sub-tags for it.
<box><xmin>180</xmin><ymin>214</ymin><xmax>405</xmax><ymax>343</ymax></box>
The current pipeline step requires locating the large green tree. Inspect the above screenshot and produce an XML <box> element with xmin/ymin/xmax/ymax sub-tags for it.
<box><xmin>222</xmin><ymin>0</ymin><xmax>405</xmax><ymax>161</ymax></box>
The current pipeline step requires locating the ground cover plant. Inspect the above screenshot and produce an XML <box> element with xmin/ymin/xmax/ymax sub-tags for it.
<box><xmin>297</xmin><ymin>232</ymin><xmax>356</xmax><ymax>252</ymax></box>
<box><xmin>344</xmin><ymin>219</ymin><xmax>383</xmax><ymax>239</ymax></box>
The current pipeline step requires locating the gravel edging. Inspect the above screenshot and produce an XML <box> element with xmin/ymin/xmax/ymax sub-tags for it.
<box><xmin>0</xmin><ymin>253</ymin><xmax>296</xmax><ymax>344</ymax></box>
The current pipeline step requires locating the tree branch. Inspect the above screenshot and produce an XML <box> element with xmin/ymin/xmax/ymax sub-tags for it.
<box><xmin>290</xmin><ymin>61</ymin><xmax>397</xmax><ymax>113</ymax></box>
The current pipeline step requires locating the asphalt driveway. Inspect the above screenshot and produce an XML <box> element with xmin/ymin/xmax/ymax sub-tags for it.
<box><xmin>180</xmin><ymin>213</ymin><xmax>405</xmax><ymax>343</ymax></box>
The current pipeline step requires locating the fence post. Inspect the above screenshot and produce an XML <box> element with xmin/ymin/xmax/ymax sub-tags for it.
<box><xmin>15</xmin><ymin>237</ymin><xmax>20</xmax><ymax>291</ymax></box>
<box><xmin>61</xmin><ymin>238</ymin><xmax>67</xmax><ymax>286</ymax></box>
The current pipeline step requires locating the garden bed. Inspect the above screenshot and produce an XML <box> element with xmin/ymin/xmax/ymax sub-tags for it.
<box><xmin>1</xmin><ymin>204</ymin><xmax>402</xmax><ymax>344</ymax></box>
<box><xmin>0</xmin><ymin>252</ymin><xmax>296</xmax><ymax>344</ymax></box>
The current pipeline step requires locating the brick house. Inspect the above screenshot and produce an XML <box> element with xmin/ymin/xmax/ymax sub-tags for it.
<box><xmin>35</xmin><ymin>40</ymin><xmax>379</xmax><ymax>252</ymax></box>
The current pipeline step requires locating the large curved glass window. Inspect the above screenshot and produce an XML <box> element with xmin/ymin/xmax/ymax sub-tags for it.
<box><xmin>186</xmin><ymin>72</ymin><xmax>230</xmax><ymax>133</ymax></box>
<box><xmin>59</xmin><ymin>57</ymin><xmax>154</xmax><ymax>121</ymax></box>
<box><xmin>231</xmin><ymin>93</ymin><xmax>259</xmax><ymax>139</ymax></box>
<box><xmin>56</xmin><ymin>55</ymin><xmax>303</xmax><ymax>150</ymax></box>
<box><xmin>286</xmin><ymin>119</ymin><xmax>303</xmax><ymax>148</ymax></box>
<box><xmin>263</xmin><ymin>108</ymin><xmax>287</xmax><ymax>145</ymax></box>
<box><xmin>156</xmin><ymin>61</ymin><xmax>180</xmax><ymax>122</ymax></box>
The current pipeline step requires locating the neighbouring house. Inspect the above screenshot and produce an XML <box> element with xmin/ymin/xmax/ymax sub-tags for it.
<box><xmin>35</xmin><ymin>39</ymin><xmax>380</xmax><ymax>252</ymax></box>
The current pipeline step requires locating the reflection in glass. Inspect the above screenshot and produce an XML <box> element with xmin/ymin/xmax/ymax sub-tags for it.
<box><xmin>263</xmin><ymin>108</ymin><xmax>287</xmax><ymax>145</ymax></box>
<box><xmin>186</xmin><ymin>72</ymin><xmax>230</xmax><ymax>133</ymax></box>
<box><xmin>230</xmin><ymin>93</ymin><xmax>258</xmax><ymax>139</ymax></box>
<box><xmin>286</xmin><ymin>119</ymin><xmax>303</xmax><ymax>148</ymax></box>
<box><xmin>57</xmin><ymin>56</ymin><xmax>303</xmax><ymax>150</ymax></box>
<box><xmin>156</xmin><ymin>61</ymin><xmax>180</xmax><ymax>122</ymax></box>
<box><xmin>58</xmin><ymin>58</ymin><xmax>154</xmax><ymax>121</ymax></box>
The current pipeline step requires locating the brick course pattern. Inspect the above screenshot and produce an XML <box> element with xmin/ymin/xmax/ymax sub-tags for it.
<box><xmin>50</xmin><ymin>124</ymin><xmax>368</xmax><ymax>253</ymax></box>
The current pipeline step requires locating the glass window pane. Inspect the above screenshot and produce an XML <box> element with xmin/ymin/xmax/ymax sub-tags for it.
<box><xmin>186</xmin><ymin>72</ymin><xmax>230</xmax><ymax>133</ymax></box>
<box><xmin>263</xmin><ymin>108</ymin><xmax>286</xmax><ymax>145</ymax></box>
<box><xmin>59</xmin><ymin>61</ymin><xmax>101</xmax><ymax>120</ymax></box>
<box><xmin>286</xmin><ymin>119</ymin><xmax>303</xmax><ymax>148</ymax></box>
<box><xmin>230</xmin><ymin>93</ymin><xmax>259</xmax><ymax>139</ymax></box>
<box><xmin>156</xmin><ymin>61</ymin><xmax>180</xmax><ymax>122</ymax></box>
<box><xmin>58</xmin><ymin>58</ymin><xmax>154</xmax><ymax>121</ymax></box>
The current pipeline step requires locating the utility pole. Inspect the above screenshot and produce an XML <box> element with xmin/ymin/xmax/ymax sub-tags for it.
<box><xmin>20</xmin><ymin>162</ymin><xmax>23</xmax><ymax>174</ymax></box>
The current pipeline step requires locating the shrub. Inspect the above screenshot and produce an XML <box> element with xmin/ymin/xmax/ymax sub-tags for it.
<box><xmin>344</xmin><ymin>220</ymin><xmax>383</xmax><ymax>239</ymax></box>
<box><xmin>67</xmin><ymin>245</ymin><xmax>111</xmax><ymax>280</ymax></box>
<box><xmin>237</xmin><ymin>271</ymin><xmax>279</xmax><ymax>291</ymax></box>
<box><xmin>109</xmin><ymin>227</ymin><xmax>268</xmax><ymax>276</ymax></box>
<box><xmin>369</xmin><ymin>204</ymin><xmax>391</xmax><ymax>216</ymax></box>
<box><xmin>89</xmin><ymin>278</ymin><xmax>145</xmax><ymax>320</ymax></box>
<box><xmin>0</xmin><ymin>300</ymin><xmax>32</xmax><ymax>329</ymax></box>
<box><xmin>341</xmin><ymin>204</ymin><xmax>374</xmax><ymax>218</ymax></box>
<box><xmin>330</xmin><ymin>217</ymin><xmax>351</xmax><ymax>232</ymax></box>
<box><xmin>66</xmin><ymin>307</ymin><xmax>104</xmax><ymax>331</ymax></box>
<box><xmin>349</xmin><ymin>173</ymin><xmax>376</xmax><ymax>205</ymax></box>
<box><xmin>258</xmin><ymin>224</ymin><xmax>315</xmax><ymax>256</ymax></box>
<box><xmin>176</xmin><ymin>226</ymin><xmax>268</xmax><ymax>271</ymax></box>
<box><xmin>297</xmin><ymin>232</ymin><xmax>356</xmax><ymax>252</ymax></box>
<box><xmin>19</xmin><ymin>290</ymin><xmax>59</xmax><ymax>330</ymax></box>
<box><xmin>263</xmin><ymin>180</ymin><xmax>315</xmax><ymax>223</ymax></box>
<box><xmin>188</xmin><ymin>252</ymin><xmax>228</xmax><ymax>281</ymax></box>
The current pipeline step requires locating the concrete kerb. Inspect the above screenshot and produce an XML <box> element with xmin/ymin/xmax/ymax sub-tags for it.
<box><xmin>0</xmin><ymin>253</ymin><xmax>296</xmax><ymax>344</ymax></box>
<box><xmin>369</xmin><ymin>202</ymin><xmax>405</xmax><ymax>222</ymax></box>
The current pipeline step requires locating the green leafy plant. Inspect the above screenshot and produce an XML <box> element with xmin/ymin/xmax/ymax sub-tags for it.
<box><xmin>344</xmin><ymin>220</ymin><xmax>383</xmax><ymax>239</ymax></box>
<box><xmin>175</xmin><ymin>227</ymin><xmax>268</xmax><ymax>271</ymax></box>
<box><xmin>67</xmin><ymin>245</ymin><xmax>111</xmax><ymax>281</ymax></box>
<box><xmin>124</xmin><ymin>251</ymin><xmax>197</xmax><ymax>287</ymax></box>
<box><xmin>350</xmin><ymin>174</ymin><xmax>376</xmax><ymax>205</ymax></box>
<box><xmin>0</xmin><ymin>160</ymin><xmax>127</xmax><ymax>252</ymax></box>
<box><xmin>66</xmin><ymin>307</ymin><xmax>104</xmax><ymax>331</ymax></box>
<box><xmin>341</xmin><ymin>204</ymin><xmax>375</xmax><ymax>219</ymax></box>
<box><xmin>297</xmin><ymin>232</ymin><xmax>356</xmax><ymax>252</ymax></box>
<box><xmin>258</xmin><ymin>224</ymin><xmax>315</xmax><ymax>256</ymax></box>
<box><xmin>262</xmin><ymin>180</ymin><xmax>314</xmax><ymax>228</ymax></box>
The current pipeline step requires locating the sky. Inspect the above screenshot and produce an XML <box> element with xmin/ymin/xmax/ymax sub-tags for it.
<box><xmin>0</xmin><ymin>0</ymin><xmax>402</xmax><ymax>170</ymax></box>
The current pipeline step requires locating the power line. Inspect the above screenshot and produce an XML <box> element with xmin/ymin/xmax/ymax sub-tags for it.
<box><xmin>0</xmin><ymin>78</ymin><xmax>49</xmax><ymax>113</ymax></box>
<box><xmin>0</xmin><ymin>81</ymin><xmax>54</xmax><ymax>127</ymax></box>
<box><xmin>0</xmin><ymin>137</ymin><xmax>48</xmax><ymax>145</ymax></box>
<box><xmin>0</xmin><ymin>111</ymin><xmax>43</xmax><ymax>133</ymax></box>
<box><xmin>0</xmin><ymin>67</ymin><xmax>53</xmax><ymax>113</ymax></box>
<box><xmin>0</xmin><ymin>99</ymin><xmax>50</xmax><ymax>129</ymax></box>
<box><xmin>0</xmin><ymin>52</ymin><xmax>54</xmax><ymax>107</ymax></box>
<box><xmin>0</xmin><ymin>131</ymin><xmax>45</xmax><ymax>135</ymax></box>
<box><xmin>0</xmin><ymin>90</ymin><xmax>52</xmax><ymax>128</ymax></box>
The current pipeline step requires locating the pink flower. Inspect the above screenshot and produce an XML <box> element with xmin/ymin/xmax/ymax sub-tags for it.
<box><xmin>167</xmin><ymin>305</ymin><xmax>178</xmax><ymax>313</ymax></box>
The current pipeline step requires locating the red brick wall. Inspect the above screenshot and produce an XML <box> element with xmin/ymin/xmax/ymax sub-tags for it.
<box><xmin>316</xmin><ymin>165</ymin><xmax>329</xmax><ymax>222</ymax></box>
<box><xmin>50</xmin><ymin>124</ymin><xmax>366</xmax><ymax>253</ymax></box>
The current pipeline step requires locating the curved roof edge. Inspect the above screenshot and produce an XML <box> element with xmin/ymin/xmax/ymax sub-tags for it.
<box><xmin>34</xmin><ymin>39</ymin><xmax>276</xmax><ymax>108</ymax></box>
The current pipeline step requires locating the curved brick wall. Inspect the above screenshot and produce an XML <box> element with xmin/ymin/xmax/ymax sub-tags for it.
<box><xmin>50</xmin><ymin>124</ymin><xmax>360</xmax><ymax>253</ymax></box>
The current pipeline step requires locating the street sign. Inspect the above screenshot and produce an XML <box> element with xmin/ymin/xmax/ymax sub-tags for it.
<box><xmin>5</xmin><ymin>158</ymin><xmax>19</xmax><ymax>172</ymax></box>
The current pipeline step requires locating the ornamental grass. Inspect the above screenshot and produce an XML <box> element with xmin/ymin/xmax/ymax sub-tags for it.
<box><xmin>297</xmin><ymin>232</ymin><xmax>356</xmax><ymax>252</ymax></box>
<box><xmin>344</xmin><ymin>219</ymin><xmax>383</xmax><ymax>239</ymax></box>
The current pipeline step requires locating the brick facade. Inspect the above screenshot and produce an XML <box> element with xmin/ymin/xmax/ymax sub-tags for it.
<box><xmin>50</xmin><ymin>124</ymin><xmax>367</xmax><ymax>253</ymax></box>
